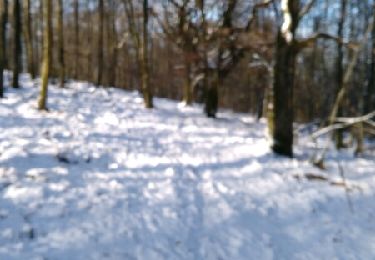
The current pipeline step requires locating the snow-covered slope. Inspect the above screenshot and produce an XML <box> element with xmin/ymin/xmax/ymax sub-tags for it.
<box><xmin>0</xmin><ymin>74</ymin><xmax>375</xmax><ymax>260</ymax></box>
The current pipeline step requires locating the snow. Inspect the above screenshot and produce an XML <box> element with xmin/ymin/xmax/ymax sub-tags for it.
<box><xmin>0</xmin><ymin>73</ymin><xmax>375</xmax><ymax>259</ymax></box>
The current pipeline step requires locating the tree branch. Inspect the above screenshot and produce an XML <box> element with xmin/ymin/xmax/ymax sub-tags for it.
<box><xmin>311</xmin><ymin>111</ymin><xmax>375</xmax><ymax>139</ymax></box>
<box><xmin>296</xmin><ymin>32</ymin><xmax>359</xmax><ymax>51</ymax></box>
<box><xmin>246</xmin><ymin>0</ymin><xmax>274</xmax><ymax>31</ymax></box>
<box><xmin>328</xmin><ymin>20</ymin><xmax>374</xmax><ymax>125</ymax></box>
<box><xmin>299</xmin><ymin>0</ymin><xmax>316</xmax><ymax>19</ymax></box>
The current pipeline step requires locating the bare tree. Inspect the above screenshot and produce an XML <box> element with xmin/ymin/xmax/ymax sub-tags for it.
<box><xmin>272</xmin><ymin>0</ymin><xmax>321</xmax><ymax>156</ymax></box>
<box><xmin>12</xmin><ymin>0</ymin><xmax>21</xmax><ymax>88</ymax></box>
<box><xmin>57</xmin><ymin>0</ymin><xmax>64</xmax><ymax>87</ymax></box>
<box><xmin>97</xmin><ymin>0</ymin><xmax>104</xmax><ymax>86</ymax></box>
<box><xmin>334</xmin><ymin>0</ymin><xmax>347</xmax><ymax>148</ymax></box>
<box><xmin>159</xmin><ymin>0</ymin><xmax>198</xmax><ymax>105</ymax></box>
<box><xmin>2</xmin><ymin>0</ymin><xmax>6</xmax><ymax>69</ymax></box>
<box><xmin>74</xmin><ymin>0</ymin><xmax>79</xmax><ymax>79</ymax></box>
<box><xmin>122</xmin><ymin>0</ymin><xmax>153</xmax><ymax>108</ymax></box>
<box><xmin>0</xmin><ymin>0</ymin><xmax>6</xmax><ymax>98</ymax></box>
<box><xmin>38</xmin><ymin>0</ymin><xmax>52</xmax><ymax>110</ymax></box>
<box><xmin>141</xmin><ymin>0</ymin><xmax>153</xmax><ymax>108</ymax></box>
<box><xmin>108</xmin><ymin>0</ymin><xmax>118</xmax><ymax>87</ymax></box>
<box><xmin>23</xmin><ymin>0</ymin><xmax>35</xmax><ymax>78</ymax></box>
<box><xmin>364</xmin><ymin>3</ymin><xmax>375</xmax><ymax>115</ymax></box>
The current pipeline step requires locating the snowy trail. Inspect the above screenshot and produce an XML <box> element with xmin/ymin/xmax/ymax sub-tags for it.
<box><xmin>1</xmin><ymin>75</ymin><xmax>375</xmax><ymax>259</ymax></box>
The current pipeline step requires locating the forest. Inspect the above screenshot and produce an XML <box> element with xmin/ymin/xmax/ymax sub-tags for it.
<box><xmin>1</xmin><ymin>0</ymin><xmax>375</xmax><ymax>157</ymax></box>
<box><xmin>0</xmin><ymin>0</ymin><xmax>375</xmax><ymax>259</ymax></box>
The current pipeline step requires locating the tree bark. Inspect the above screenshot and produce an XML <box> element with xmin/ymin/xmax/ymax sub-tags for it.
<box><xmin>272</xmin><ymin>0</ymin><xmax>299</xmax><ymax>157</ymax></box>
<box><xmin>0</xmin><ymin>0</ymin><xmax>5</xmax><ymax>98</ymax></box>
<box><xmin>183</xmin><ymin>55</ymin><xmax>193</xmax><ymax>105</ymax></box>
<box><xmin>57</xmin><ymin>0</ymin><xmax>64</xmax><ymax>88</ymax></box>
<box><xmin>141</xmin><ymin>0</ymin><xmax>153</xmax><ymax>108</ymax></box>
<box><xmin>364</xmin><ymin>6</ymin><xmax>375</xmax><ymax>115</ymax></box>
<box><xmin>36</xmin><ymin>0</ymin><xmax>43</xmax><ymax>74</ymax></box>
<box><xmin>23</xmin><ymin>0</ymin><xmax>35</xmax><ymax>79</ymax></box>
<box><xmin>204</xmin><ymin>73</ymin><xmax>219</xmax><ymax>118</ymax></box>
<box><xmin>96</xmin><ymin>0</ymin><xmax>104</xmax><ymax>87</ymax></box>
<box><xmin>38</xmin><ymin>0</ymin><xmax>51</xmax><ymax>110</ymax></box>
<box><xmin>12</xmin><ymin>0</ymin><xmax>21</xmax><ymax>88</ymax></box>
<box><xmin>2</xmin><ymin>0</ymin><xmax>6</xmax><ymax>69</ymax></box>
<box><xmin>273</xmin><ymin>33</ymin><xmax>296</xmax><ymax>157</ymax></box>
<box><xmin>108</xmin><ymin>7</ymin><xmax>118</xmax><ymax>87</ymax></box>
<box><xmin>334</xmin><ymin>0</ymin><xmax>347</xmax><ymax>149</ymax></box>
<box><xmin>85</xmin><ymin>0</ymin><xmax>92</xmax><ymax>82</ymax></box>
<box><xmin>199</xmin><ymin>2</ymin><xmax>211</xmax><ymax>117</ymax></box>
<box><xmin>74</xmin><ymin>0</ymin><xmax>79</xmax><ymax>79</ymax></box>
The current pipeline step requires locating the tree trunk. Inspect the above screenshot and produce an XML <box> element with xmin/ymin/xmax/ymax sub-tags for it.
<box><xmin>23</xmin><ymin>0</ymin><xmax>34</xmax><ymax>79</ymax></box>
<box><xmin>183</xmin><ymin>55</ymin><xmax>193</xmax><ymax>105</ymax></box>
<box><xmin>57</xmin><ymin>0</ymin><xmax>64</xmax><ymax>88</ymax></box>
<box><xmin>264</xmin><ymin>68</ymin><xmax>274</xmax><ymax>136</ymax></box>
<box><xmin>354</xmin><ymin>122</ymin><xmax>364</xmax><ymax>155</ymax></box>
<box><xmin>141</xmin><ymin>0</ymin><xmax>153</xmax><ymax>108</ymax></box>
<box><xmin>12</xmin><ymin>0</ymin><xmax>21</xmax><ymax>88</ymax></box>
<box><xmin>273</xmin><ymin>31</ymin><xmax>296</xmax><ymax>157</ymax></box>
<box><xmin>2</xmin><ymin>0</ymin><xmax>6</xmax><ymax>69</ymax></box>
<box><xmin>364</xmin><ymin>6</ymin><xmax>375</xmax><ymax>115</ymax></box>
<box><xmin>108</xmin><ymin>9</ymin><xmax>118</xmax><ymax>87</ymax></box>
<box><xmin>334</xmin><ymin>0</ymin><xmax>347</xmax><ymax>149</ymax></box>
<box><xmin>36</xmin><ymin>0</ymin><xmax>43</xmax><ymax>75</ymax></box>
<box><xmin>0</xmin><ymin>0</ymin><xmax>5</xmax><ymax>98</ymax></box>
<box><xmin>96</xmin><ymin>0</ymin><xmax>104</xmax><ymax>87</ymax></box>
<box><xmin>204</xmin><ymin>32</ymin><xmax>220</xmax><ymax>118</ymax></box>
<box><xmin>205</xmin><ymin>71</ymin><xmax>219</xmax><ymax>118</ymax></box>
<box><xmin>272</xmin><ymin>0</ymin><xmax>299</xmax><ymax>157</ymax></box>
<box><xmin>74</xmin><ymin>0</ymin><xmax>79</xmax><ymax>79</ymax></box>
<box><xmin>38</xmin><ymin>0</ymin><xmax>51</xmax><ymax>110</ymax></box>
<box><xmin>199</xmin><ymin>1</ymin><xmax>211</xmax><ymax>116</ymax></box>
<box><xmin>85</xmin><ymin>0</ymin><xmax>92</xmax><ymax>82</ymax></box>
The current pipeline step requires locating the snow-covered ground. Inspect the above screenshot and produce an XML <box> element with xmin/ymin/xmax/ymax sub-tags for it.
<box><xmin>0</xmin><ymin>74</ymin><xmax>375</xmax><ymax>260</ymax></box>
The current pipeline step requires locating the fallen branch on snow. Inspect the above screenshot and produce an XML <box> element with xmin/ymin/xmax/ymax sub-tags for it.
<box><xmin>293</xmin><ymin>172</ymin><xmax>363</xmax><ymax>193</ymax></box>
<box><xmin>311</xmin><ymin>111</ymin><xmax>375</xmax><ymax>140</ymax></box>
